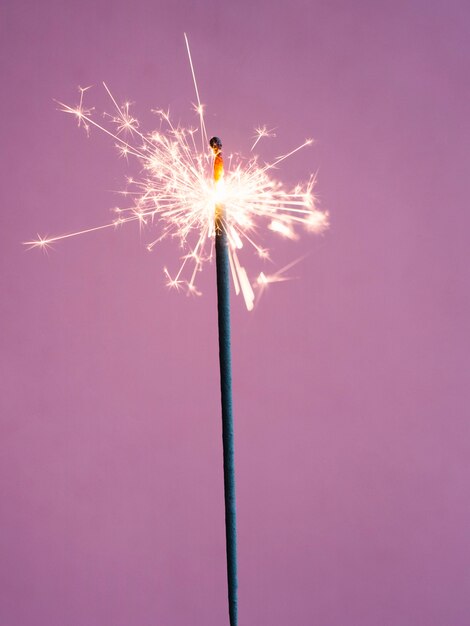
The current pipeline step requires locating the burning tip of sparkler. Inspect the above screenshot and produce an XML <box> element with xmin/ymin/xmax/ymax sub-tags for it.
<box><xmin>210</xmin><ymin>136</ymin><xmax>222</xmax><ymax>151</ymax></box>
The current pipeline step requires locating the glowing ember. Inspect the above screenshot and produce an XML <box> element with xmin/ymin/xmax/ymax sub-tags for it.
<box><xmin>25</xmin><ymin>35</ymin><xmax>329</xmax><ymax>310</ymax></box>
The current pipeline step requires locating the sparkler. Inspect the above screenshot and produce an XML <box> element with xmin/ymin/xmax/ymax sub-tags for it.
<box><xmin>26</xmin><ymin>34</ymin><xmax>329</xmax><ymax>626</ymax></box>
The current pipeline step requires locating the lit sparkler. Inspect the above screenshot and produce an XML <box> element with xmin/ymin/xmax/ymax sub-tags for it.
<box><xmin>26</xmin><ymin>35</ymin><xmax>329</xmax><ymax>626</ymax></box>
<box><xmin>26</xmin><ymin>39</ymin><xmax>328</xmax><ymax>311</ymax></box>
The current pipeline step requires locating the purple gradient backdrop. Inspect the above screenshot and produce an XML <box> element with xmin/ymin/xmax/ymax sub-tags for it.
<box><xmin>1</xmin><ymin>1</ymin><xmax>470</xmax><ymax>624</ymax></box>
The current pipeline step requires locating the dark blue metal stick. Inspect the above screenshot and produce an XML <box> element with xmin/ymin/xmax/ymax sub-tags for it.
<box><xmin>215</xmin><ymin>221</ymin><xmax>238</xmax><ymax>626</ymax></box>
<box><xmin>211</xmin><ymin>136</ymin><xmax>238</xmax><ymax>626</ymax></box>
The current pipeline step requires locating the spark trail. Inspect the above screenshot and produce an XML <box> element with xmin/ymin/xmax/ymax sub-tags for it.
<box><xmin>26</xmin><ymin>37</ymin><xmax>329</xmax><ymax>310</ymax></box>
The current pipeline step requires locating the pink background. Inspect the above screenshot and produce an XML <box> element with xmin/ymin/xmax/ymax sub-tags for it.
<box><xmin>1</xmin><ymin>1</ymin><xmax>470</xmax><ymax>624</ymax></box>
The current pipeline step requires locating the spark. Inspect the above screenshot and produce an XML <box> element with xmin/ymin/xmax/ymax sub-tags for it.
<box><xmin>28</xmin><ymin>37</ymin><xmax>329</xmax><ymax>310</ymax></box>
<box><xmin>58</xmin><ymin>84</ymin><xmax>94</xmax><ymax>136</ymax></box>
<box><xmin>251</xmin><ymin>125</ymin><xmax>276</xmax><ymax>151</ymax></box>
<box><xmin>254</xmin><ymin>255</ymin><xmax>309</xmax><ymax>307</ymax></box>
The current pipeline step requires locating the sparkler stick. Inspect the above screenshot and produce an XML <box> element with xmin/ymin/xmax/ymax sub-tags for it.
<box><xmin>211</xmin><ymin>136</ymin><xmax>238</xmax><ymax>626</ymax></box>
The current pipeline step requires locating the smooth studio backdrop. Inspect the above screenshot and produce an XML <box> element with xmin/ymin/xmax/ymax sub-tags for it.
<box><xmin>1</xmin><ymin>1</ymin><xmax>469</xmax><ymax>624</ymax></box>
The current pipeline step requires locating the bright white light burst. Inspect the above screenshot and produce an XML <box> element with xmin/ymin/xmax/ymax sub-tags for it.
<box><xmin>26</xmin><ymin>36</ymin><xmax>329</xmax><ymax>310</ymax></box>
